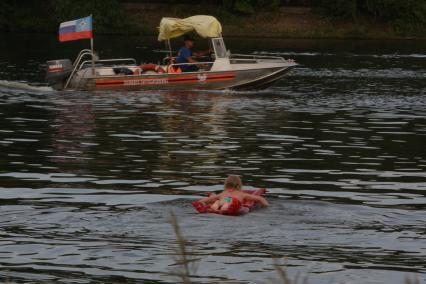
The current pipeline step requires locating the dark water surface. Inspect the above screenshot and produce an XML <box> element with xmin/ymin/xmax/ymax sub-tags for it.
<box><xmin>0</xmin><ymin>34</ymin><xmax>426</xmax><ymax>283</ymax></box>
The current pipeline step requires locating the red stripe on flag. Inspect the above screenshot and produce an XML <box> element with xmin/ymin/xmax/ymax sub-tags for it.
<box><xmin>59</xmin><ymin>31</ymin><xmax>93</xmax><ymax>42</ymax></box>
<box><xmin>48</xmin><ymin>68</ymin><xmax>64</xmax><ymax>73</ymax></box>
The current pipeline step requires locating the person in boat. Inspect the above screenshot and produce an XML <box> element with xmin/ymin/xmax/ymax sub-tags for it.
<box><xmin>199</xmin><ymin>175</ymin><xmax>269</xmax><ymax>214</ymax></box>
<box><xmin>176</xmin><ymin>35</ymin><xmax>212</xmax><ymax>72</ymax></box>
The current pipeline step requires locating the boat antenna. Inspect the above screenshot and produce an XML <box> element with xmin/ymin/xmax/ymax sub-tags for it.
<box><xmin>90</xmin><ymin>14</ymin><xmax>95</xmax><ymax>75</ymax></box>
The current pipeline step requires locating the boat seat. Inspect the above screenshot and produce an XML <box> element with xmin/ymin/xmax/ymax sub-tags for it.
<box><xmin>96</xmin><ymin>67</ymin><xmax>139</xmax><ymax>76</ymax></box>
<box><xmin>96</xmin><ymin>68</ymin><xmax>116</xmax><ymax>76</ymax></box>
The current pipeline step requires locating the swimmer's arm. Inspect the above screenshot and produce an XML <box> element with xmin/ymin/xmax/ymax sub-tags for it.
<box><xmin>244</xmin><ymin>193</ymin><xmax>269</xmax><ymax>207</ymax></box>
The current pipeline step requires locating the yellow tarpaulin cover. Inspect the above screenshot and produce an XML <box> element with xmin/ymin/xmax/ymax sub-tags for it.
<box><xmin>158</xmin><ymin>15</ymin><xmax>222</xmax><ymax>41</ymax></box>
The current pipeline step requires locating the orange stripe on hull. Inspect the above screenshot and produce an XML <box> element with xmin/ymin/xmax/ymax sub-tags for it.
<box><xmin>95</xmin><ymin>73</ymin><xmax>236</xmax><ymax>88</ymax></box>
<box><xmin>96</xmin><ymin>78</ymin><xmax>235</xmax><ymax>88</ymax></box>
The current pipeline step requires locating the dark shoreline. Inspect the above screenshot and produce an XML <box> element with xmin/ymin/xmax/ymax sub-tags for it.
<box><xmin>1</xmin><ymin>31</ymin><xmax>426</xmax><ymax>41</ymax></box>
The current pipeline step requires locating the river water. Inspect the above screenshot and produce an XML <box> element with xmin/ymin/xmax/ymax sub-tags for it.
<box><xmin>0</xmin><ymin>35</ymin><xmax>425</xmax><ymax>283</ymax></box>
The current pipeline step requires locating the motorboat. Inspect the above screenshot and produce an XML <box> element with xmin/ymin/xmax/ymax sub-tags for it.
<box><xmin>46</xmin><ymin>15</ymin><xmax>297</xmax><ymax>91</ymax></box>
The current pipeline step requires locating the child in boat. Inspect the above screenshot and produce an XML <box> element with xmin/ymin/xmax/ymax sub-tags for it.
<box><xmin>199</xmin><ymin>175</ymin><xmax>269</xmax><ymax>213</ymax></box>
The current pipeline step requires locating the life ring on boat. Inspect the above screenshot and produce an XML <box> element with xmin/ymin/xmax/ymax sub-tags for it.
<box><xmin>139</xmin><ymin>64</ymin><xmax>166</xmax><ymax>74</ymax></box>
<box><xmin>192</xmin><ymin>188</ymin><xmax>267</xmax><ymax>216</ymax></box>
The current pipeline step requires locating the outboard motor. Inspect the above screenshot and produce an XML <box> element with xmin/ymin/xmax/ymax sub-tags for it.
<box><xmin>46</xmin><ymin>59</ymin><xmax>72</xmax><ymax>90</ymax></box>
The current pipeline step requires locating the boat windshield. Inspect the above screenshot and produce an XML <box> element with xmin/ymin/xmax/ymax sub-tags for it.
<box><xmin>212</xmin><ymin>38</ymin><xmax>227</xmax><ymax>58</ymax></box>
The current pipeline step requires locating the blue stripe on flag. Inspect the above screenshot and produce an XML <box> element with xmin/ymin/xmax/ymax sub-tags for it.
<box><xmin>59</xmin><ymin>25</ymin><xmax>76</xmax><ymax>35</ymax></box>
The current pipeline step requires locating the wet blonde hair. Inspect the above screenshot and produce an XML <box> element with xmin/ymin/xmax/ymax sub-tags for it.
<box><xmin>224</xmin><ymin>175</ymin><xmax>242</xmax><ymax>190</ymax></box>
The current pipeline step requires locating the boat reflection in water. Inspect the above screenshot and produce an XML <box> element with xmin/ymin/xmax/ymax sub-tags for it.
<box><xmin>49</xmin><ymin>90</ymin><xmax>241</xmax><ymax>179</ymax></box>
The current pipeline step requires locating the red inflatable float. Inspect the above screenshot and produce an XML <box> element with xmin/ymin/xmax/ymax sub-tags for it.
<box><xmin>139</xmin><ymin>64</ymin><xmax>166</xmax><ymax>74</ymax></box>
<box><xmin>192</xmin><ymin>188</ymin><xmax>267</xmax><ymax>216</ymax></box>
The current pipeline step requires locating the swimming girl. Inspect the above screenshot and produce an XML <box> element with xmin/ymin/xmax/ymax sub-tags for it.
<box><xmin>199</xmin><ymin>175</ymin><xmax>269</xmax><ymax>213</ymax></box>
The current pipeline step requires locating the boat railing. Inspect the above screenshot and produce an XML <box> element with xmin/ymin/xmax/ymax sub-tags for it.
<box><xmin>65</xmin><ymin>50</ymin><xmax>138</xmax><ymax>88</ymax></box>
<box><xmin>169</xmin><ymin>61</ymin><xmax>215</xmax><ymax>67</ymax></box>
<box><xmin>72</xmin><ymin>60</ymin><xmax>217</xmax><ymax>78</ymax></box>
<box><xmin>79</xmin><ymin>58</ymin><xmax>137</xmax><ymax>70</ymax></box>
<box><xmin>73</xmin><ymin>49</ymin><xmax>93</xmax><ymax>66</ymax></box>
<box><xmin>230</xmin><ymin>53</ymin><xmax>288</xmax><ymax>62</ymax></box>
<box><xmin>163</xmin><ymin>55</ymin><xmax>214</xmax><ymax>65</ymax></box>
<box><xmin>64</xmin><ymin>49</ymin><xmax>94</xmax><ymax>89</ymax></box>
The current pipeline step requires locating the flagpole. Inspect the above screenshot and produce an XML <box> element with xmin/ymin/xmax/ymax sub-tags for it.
<box><xmin>90</xmin><ymin>15</ymin><xmax>95</xmax><ymax>76</ymax></box>
<box><xmin>91</xmin><ymin>38</ymin><xmax>95</xmax><ymax>75</ymax></box>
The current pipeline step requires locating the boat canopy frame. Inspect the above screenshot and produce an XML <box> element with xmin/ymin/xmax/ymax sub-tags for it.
<box><xmin>157</xmin><ymin>15</ymin><xmax>226</xmax><ymax>63</ymax></box>
<box><xmin>160</xmin><ymin>36</ymin><xmax>228</xmax><ymax>71</ymax></box>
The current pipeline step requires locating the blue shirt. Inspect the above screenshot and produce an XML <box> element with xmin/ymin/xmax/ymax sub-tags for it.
<box><xmin>176</xmin><ymin>47</ymin><xmax>192</xmax><ymax>64</ymax></box>
<box><xmin>176</xmin><ymin>47</ymin><xmax>199</xmax><ymax>72</ymax></box>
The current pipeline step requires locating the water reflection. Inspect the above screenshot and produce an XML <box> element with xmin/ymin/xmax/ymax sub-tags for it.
<box><xmin>51</xmin><ymin>94</ymin><xmax>96</xmax><ymax>169</ymax></box>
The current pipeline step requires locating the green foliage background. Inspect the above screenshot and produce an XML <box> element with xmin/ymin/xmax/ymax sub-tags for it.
<box><xmin>0</xmin><ymin>0</ymin><xmax>136</xmax><ymax>34</ymax></box>
<box><xmin>0</xmin><ymin>0</ymin><xmax>425</xmax><ymax>35</ymax></box>
<box><xmin>320</xmin><ymin>0</ymin><xmax>426</xmax><ymax>33</ymax></box>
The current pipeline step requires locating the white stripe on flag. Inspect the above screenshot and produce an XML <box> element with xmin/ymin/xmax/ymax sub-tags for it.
<box><xmin>59</xmin><ymin>20</ymin><xmax>77</xmax><ymax>28</ymax></box>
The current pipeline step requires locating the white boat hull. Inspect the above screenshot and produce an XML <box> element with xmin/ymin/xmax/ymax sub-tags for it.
<box><xmin>67</xmin><ymin>64</ymin><xmax>296</xmax><ymax>91</ymax></box>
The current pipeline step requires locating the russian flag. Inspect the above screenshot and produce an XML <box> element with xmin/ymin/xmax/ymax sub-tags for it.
<box><xmin>59</xmin><ymin>16</ymin><xmax>93</xmax><ymax>42</ymax></box>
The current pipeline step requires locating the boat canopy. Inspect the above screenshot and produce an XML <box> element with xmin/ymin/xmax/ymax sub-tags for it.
<box><xmin>158</xmin><ymin>15</ymin><xmax>222</xmax><ymax>41</ymax></box>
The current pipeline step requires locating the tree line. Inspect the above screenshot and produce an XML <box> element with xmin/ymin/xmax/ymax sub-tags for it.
<box><xmin>319</xmin><ymin>0</ymin><xmax>426</xmax><ymax>32</ymax></box>
<box><xmin>0</xmin><ymin>0</ymin><xmax>425</xmax><ymax>34</ymax></box>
